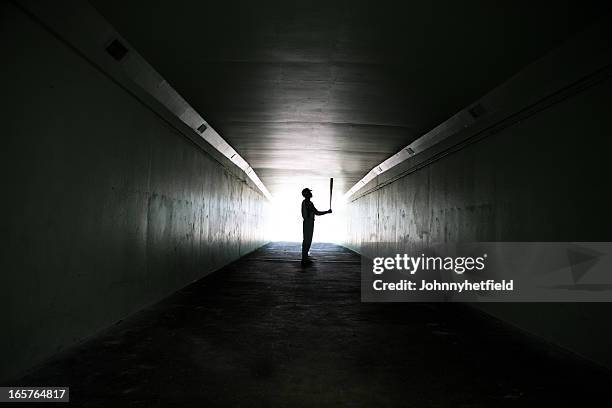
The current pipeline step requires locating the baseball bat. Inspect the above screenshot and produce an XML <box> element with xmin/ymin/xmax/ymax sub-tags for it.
<box><xmin>329</xmin><ymin>177</ymin><xmax>333</xmax><ymax>210</ymax></box>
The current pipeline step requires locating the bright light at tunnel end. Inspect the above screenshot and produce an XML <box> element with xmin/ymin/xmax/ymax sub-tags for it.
<box><xmin>267</xmin><ymin>191</ymin><xmax>348</xmax><ymax>243</ymax></box>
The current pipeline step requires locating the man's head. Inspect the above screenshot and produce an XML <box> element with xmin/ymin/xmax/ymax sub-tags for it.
<box><xmin>301</xmin><ymin>188</ymin><xmax>312</xmax><ymax>198</ymax></box>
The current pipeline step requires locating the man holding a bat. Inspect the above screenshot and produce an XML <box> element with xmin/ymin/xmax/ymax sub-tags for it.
<box><xmin>301</xmin><ymin>178</ymin><xmax>333</xmax><ymax>266</ymax></box>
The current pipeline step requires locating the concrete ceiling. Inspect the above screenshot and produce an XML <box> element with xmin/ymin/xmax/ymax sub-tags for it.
<box><xmin>90</xmin><ymin>0</ymin><xmax>601</xmax><ymax>197</ymax></box>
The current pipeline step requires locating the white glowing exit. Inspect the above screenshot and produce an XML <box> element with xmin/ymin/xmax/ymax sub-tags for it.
<box><xmin>267</xmin><ymin>188</ymin><xmax>348</xmax><ymax>243</ymax></box>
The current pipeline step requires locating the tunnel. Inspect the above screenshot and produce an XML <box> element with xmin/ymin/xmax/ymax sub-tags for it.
<box><xmin>2</xmin><ymin>0</ymin><xmax>612</xmax><ymax>406</ymax></box>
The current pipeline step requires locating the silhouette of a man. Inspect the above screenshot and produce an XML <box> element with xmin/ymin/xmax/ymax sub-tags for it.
<box><xmin>301</xmin><ymin>188</ymin><xmax>332</xmax><ymax>265</ymax></box>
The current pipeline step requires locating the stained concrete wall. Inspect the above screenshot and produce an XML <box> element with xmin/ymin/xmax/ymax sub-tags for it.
<box><xmin>0</xmin><ymin>3</ymin><xmax>269</xmax><ymax>381</ymax></box>
<box><xmin>345</xmin><ymin>74</ymin><xmax>612</xmax><ymax>366</ymax></box>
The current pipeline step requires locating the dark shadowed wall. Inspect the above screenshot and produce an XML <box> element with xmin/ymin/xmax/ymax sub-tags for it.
<box><xmin>345</xmin><ymin>70</ymin><xmax>612</xmax><ymax>366</ymax></box>
<box><xmin>0</xmin><ymin>3</ymin><xmax>269</xmax><ymax>381</ymax></box>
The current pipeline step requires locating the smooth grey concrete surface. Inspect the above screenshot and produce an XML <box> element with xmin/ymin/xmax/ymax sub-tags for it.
<box><xmin>5</xmin><ymin>243</ymin><xmax>610</xmax><ymax>407</ymax></box>
<box><xmin>0</xmin><ymin>3</ymin><xmax>269</xmax><ymax>382</ymax></box>
<box><xmin>89</xmin><ymin>0</ymin><xmax>606</xmax><ymax>196</ymax></box>
<box><xmin>345</xmin><ymin>73</ymin><xmax>612</xmax><ymax>366</ymax></box>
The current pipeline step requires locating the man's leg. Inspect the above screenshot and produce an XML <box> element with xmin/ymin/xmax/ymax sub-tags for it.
<box><xmin>302</xmin><ymin>221</ymin><xmax>314</xmax><ymax>261</ymax></box>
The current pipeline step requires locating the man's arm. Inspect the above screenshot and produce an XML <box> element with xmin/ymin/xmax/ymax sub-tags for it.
<box><xmin>310</xmin><ymin>202</ymin><xmax>332</xmax><ymax>216</ymax></box>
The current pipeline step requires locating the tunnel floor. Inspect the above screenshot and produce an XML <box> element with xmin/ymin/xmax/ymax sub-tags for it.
<box><xmin>12</xmin><ymin>242</ymin><xmax>611</xmax><ymax>407</ymax></box>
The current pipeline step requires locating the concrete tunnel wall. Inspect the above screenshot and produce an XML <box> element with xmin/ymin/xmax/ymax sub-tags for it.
<box><xmin>0</xmin><ymin>4</ymin><xmax>269</xmax><ymax>381</ymax></box>
<box><xmin>344</xmin><ymin>75</ymin><xmax>612</xmax><ymax>367</ymax></box>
